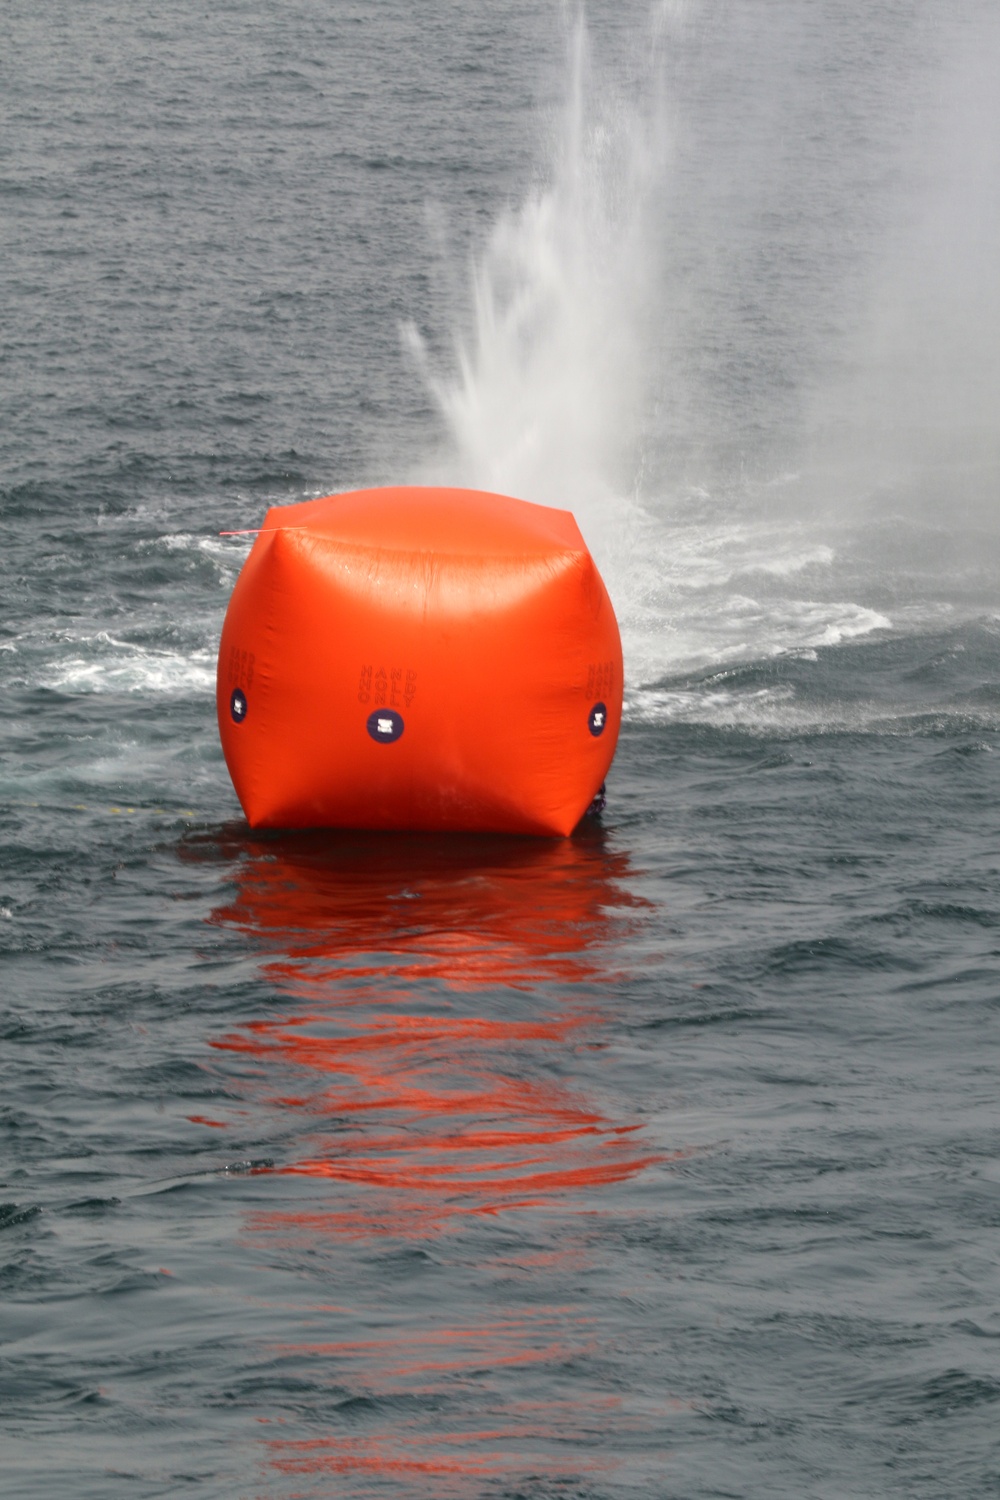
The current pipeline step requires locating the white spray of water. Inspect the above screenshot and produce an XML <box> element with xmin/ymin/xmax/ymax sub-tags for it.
<box><xmin>405</xmin><ymin>19</ymin><xmax>661</xmax><ymax>550</ymax></box>
<box><xmin>406</xmin><ymin>5</ymin><xmax>1000</xmax><ymax>719</ymax></box>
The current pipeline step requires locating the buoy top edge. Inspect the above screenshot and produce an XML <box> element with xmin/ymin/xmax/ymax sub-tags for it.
<box><xmin>258</xmin><ymin>485</ymin><xmax>588</xmax><ymax>559</ymax></box>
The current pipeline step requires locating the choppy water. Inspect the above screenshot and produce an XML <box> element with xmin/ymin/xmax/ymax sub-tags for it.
<box><xmin>3</xmin><ymin>3</ymin><xmax>1000</xmax><ymax>1497</ymax></box>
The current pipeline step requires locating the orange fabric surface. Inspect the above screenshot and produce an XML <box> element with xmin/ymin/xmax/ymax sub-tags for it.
<box><xmin>216</xmin><ymin>486</ymin><xmax>622</xmax><ymax>834</ymax></box>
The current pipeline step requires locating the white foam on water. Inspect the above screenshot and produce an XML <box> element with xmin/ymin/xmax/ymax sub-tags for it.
<box><xmin>139</xmin><ymin>531</ymin><xmax>253</xmax><ymax>589</ymax></box>
<box><xmin>8</xmin><ymin>525</ymin><xmax>251</xmax><ymax>699</ymax></box>
<box><xmin>604</xmin><ymin>504</ymin><xmax>892</xmax><ymax>689</ymax></box>
<box><xmin>627</xmin><ymin>681</ymin><xmax>799</xmax><ymax>729</ymax></box>
<box><xmin>623</xmin><ymin>594</ymin><xmax>891</xmax><ymax>692</ymax></box>
<box><xmin>39</xmin><ymin>633</ymin><xmax>216</xmax><ymax>697</ymax></box>
<box><xmin>154</xmin><ymin>532</ymin><xmax>252</xmax><ymax>561</ymax></box>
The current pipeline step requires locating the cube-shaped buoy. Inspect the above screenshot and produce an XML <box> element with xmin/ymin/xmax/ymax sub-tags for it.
<box><xmin>217</xmin><ymin>486</ymin><xmax>622</xmax><ymax>835</ymax></box>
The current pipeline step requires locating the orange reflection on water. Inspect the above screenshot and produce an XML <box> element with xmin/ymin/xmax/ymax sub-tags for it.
<box><xmin>206</xmin><ymin>828</ymin><xmax>659</xmax><ymax>1231</ymax></box>
<box><xmin>214</xmin><ymin>827</ymin><xmax>647</xmax><ymax>990</ymax></box>
<box><xmin>257</xmin><ymin>1316</ymin><xmax>635</xmax><ymax>1494</ymax></box>
<box><xmin>196</xmin><ymin>827</ymin><xmax>665</xmax><ymax>1494</ymax></box>
<box><xmin>264</xmin><ymin>1429</ymin><xmax>610</xmax><ymax>1486</ymax></box>
<box><xmin>212</xmin><ymin>1001</ymin><xmax>658</xmax><ymax>1230</ymax></box>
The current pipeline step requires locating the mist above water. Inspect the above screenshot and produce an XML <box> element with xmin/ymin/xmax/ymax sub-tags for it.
<box><xmin>408</xmin><ymin>3</ymin><xmax>1000</xmax><ymax>698</ymax></box>
<box><xmin>404</xmin><ymin>19</ymin><xmax>659</xmax><ymax>532</ymax></box>
<box><xmin>806</xmin><ymin>13</ymin><xmax>1000</xmax><ymax>526</ymax></box>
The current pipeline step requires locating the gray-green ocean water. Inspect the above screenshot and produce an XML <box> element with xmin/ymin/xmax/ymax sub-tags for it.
<box><xmin>3</xmin><ymin>3</ymin><xmax>1000</xmax><ymax>1495</ymax></box>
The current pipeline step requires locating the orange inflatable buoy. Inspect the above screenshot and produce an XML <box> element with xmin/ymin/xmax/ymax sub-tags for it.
<box><xmin>216</xmin><ymin>486</ymin><xmax>622</xmax><ymax>835</ymax></box>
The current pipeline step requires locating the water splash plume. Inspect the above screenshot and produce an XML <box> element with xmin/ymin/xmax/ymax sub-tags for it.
<box><xmin>405</xmin><ymin>17</ymin><xmax>664</xmax><ymax>550</ymax></box>
<box><xmin>405</xmin><ymin>4</ymin><xmax>1000</xmax><ymax>713</ymax></box>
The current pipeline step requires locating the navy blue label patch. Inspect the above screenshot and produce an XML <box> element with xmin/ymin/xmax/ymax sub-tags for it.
<box><xmin>367</xmin><ymin>708</ymin><xmax>404</xmax><ymax>743</ymax></box>
<box><xmin>230</xmin><ymin>688</ymin><xmax>248</xmax><ymax>723</ymax></box>
<box><xmin>588</xmin><ymin>701</ymin><xmax>608</xmax><ymax>737</ymax></box>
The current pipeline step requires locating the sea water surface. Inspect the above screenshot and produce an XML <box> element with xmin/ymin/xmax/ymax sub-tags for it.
<box><xmin>3</xmin><ymin>3</ymin><xmax>1000</xmax><ymax>1497</ymax></box>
